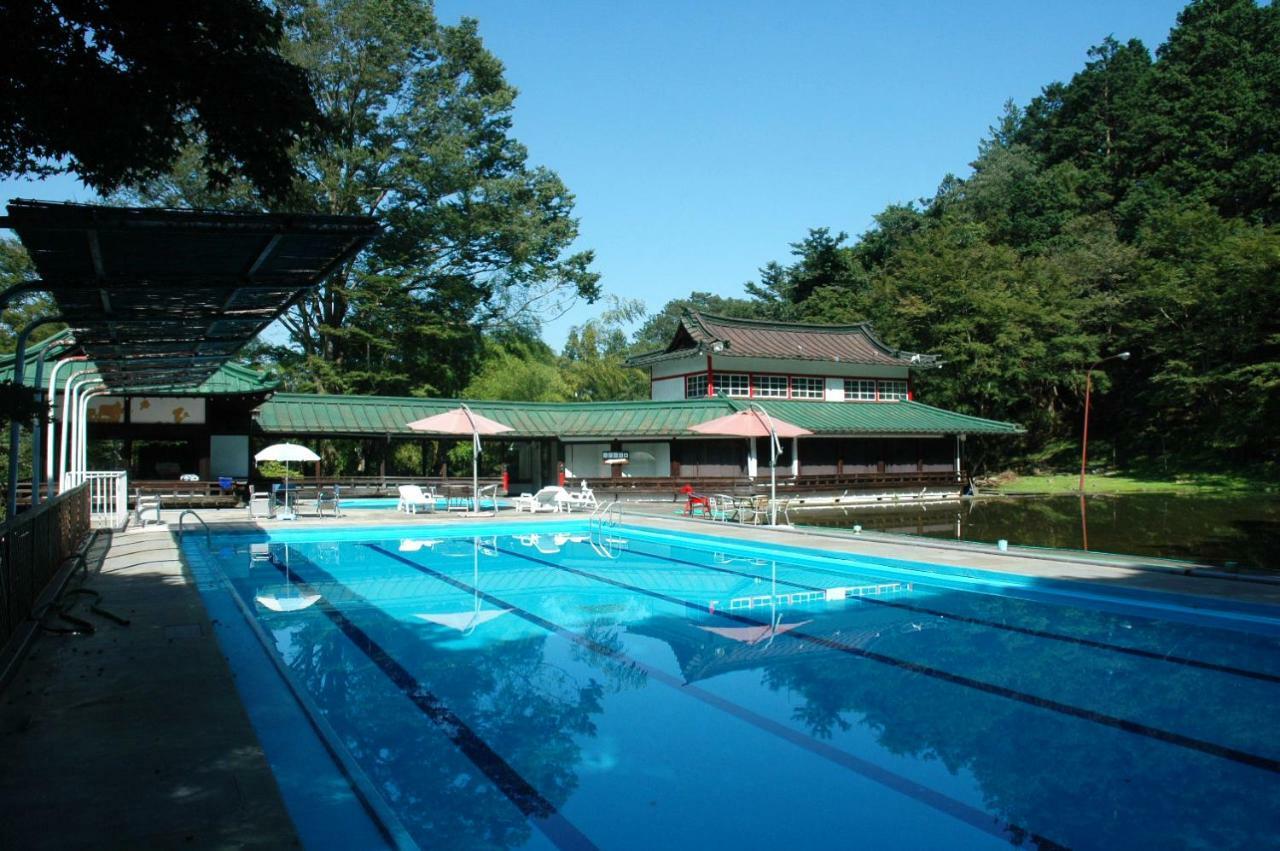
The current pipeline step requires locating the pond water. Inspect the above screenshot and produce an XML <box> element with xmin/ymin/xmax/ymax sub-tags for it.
<box><xmin>796</xmin><ymin>493</ymin><xmax>1280</xmax><ymax>574</ymax></box>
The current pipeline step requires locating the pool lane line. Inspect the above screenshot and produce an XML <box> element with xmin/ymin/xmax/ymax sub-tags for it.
<box><xmin>367</xmin><ymin>544</ymin><xmax>1065</xmax><ymax>850</ymax></box>
<box><xmin>483</xmin><ymin>544</ymin><xmax>1280</xmax><ymax>778</ymax></box>
<box><xmin>620</xmin><ymin>544</ymin><xmax>1280</xmax><ymax>686</ymax></box>
<box><xmin>263</xmin><ymin>552</ymin><xmax>599</xmax><ymax>851</ymax></box>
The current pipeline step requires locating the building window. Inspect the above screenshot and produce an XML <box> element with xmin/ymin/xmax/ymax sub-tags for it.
<box><xmin>790</xmin><ymin>377</ymin><xmax>824</xmax><ymax>399</ymax></box>
<box><xmin>843</xmin><ymin>379</ymin><xmax>877</xmax><ymax>401</ymax></box>
<box><xmin>752</xmin><ymin>374</ymin><xmax>789</xmax><ymax>398</ymax></box>
<box><xmin>879</xmin><ymin>379</ymin><xmax>909</xmax><ymax>401</ymax></box>
<box><xmin>718</xmin><ymin>373</ymin><xmax>750</xmax><ymax>397</ymax></box>
<box><xmin>685</xmin><ymin>373</ymin><xmax>708</xmax><ymax>398</ymax></box>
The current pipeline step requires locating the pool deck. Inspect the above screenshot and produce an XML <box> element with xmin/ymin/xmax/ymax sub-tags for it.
<box><xmin>2</xmin><ymin>502</ymin><xmax>1276</xmax><ymax>849</ymax></box>
<box><xmin>0</xmin><ymin>528</ymin><xmax>299</xmax><ymax>850</ymax></box>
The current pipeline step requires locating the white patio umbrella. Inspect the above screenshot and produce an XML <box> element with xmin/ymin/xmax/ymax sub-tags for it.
<box><xmin>254</xmin><ymin>442</ymin><xmax>320</xmax><ymax>520</ymax></box>
<box><xmin>406</xmin><ymin>404</ymin><xmax>513</xmax><ymax>513</ymax></box>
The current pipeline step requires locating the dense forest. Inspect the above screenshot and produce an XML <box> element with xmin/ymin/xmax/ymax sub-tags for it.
<box><xmin>480</xmin><ymin>0</ymin><xmax>1280</xmax><ymax>474</ymax></box>
<box><xmin>2</xmin><ymin>0</ymin><xmax>1277</xmax><ymax>476</ymax></box>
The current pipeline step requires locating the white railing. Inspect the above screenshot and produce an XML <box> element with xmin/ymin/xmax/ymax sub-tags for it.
<box><xmin>61</xmin><ymin>471</ymin><xmax>129</xmax><ymax>530</ymax></box>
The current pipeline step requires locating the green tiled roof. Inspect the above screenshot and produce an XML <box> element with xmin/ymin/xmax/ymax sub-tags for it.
<box><xmin>255</xmin><ymin>393</ymin><xmax>1022</xmax><ymax>437</ymax></box>
<box><xmin>0</xmin><ymin>339</ymin><xmax>278</xmax><ymax>395</ymax></box>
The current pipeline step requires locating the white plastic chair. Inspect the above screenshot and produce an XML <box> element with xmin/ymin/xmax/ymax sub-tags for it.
<box><xmin>398</xmin><ymin>484</ymin><xmax>434</xmax><ymax>514</ymax></box>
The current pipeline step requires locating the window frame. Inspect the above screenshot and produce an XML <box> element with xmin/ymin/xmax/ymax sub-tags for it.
<box><xmin>751</xmin><ymin>374</ymin><xmax>789</xmax><ymax>398</ymax></box>
<box><xmin>878</xmin><ymin>379</ymin><xmax>909</xmax><ymax>402</ymax></box>
<box><xmin>717</xmin><ymin>372</ymin><xmax>750</xmax><ymax>398</ymax></box>
<box><xmin>790</xmin><ymin>376</ymin><xmax>824</xmax><ymax>400</ymax></box>
<box><xmin>843</xmin><ymin>378</ymin><xmax>878</xmax><ymax>402</ymax></box>
<box><xmin>685</xmin><ymin>373</ymin><xmax>709</xmax><ymax>398</ymax></box>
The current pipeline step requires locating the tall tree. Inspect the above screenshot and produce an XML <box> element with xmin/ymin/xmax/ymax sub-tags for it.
<box><xmin>0</xmin><ymin>0</ymin><xmax>320</xmax><ymax>197</ymax></box>
<box><xmin>125</xmin><ymin>0</ymin><xmax>599</xmax><ymax>397</ymax></box>
<box><xmin>1133</xmin><ymin>0</ymin><xmax>1280</xmax><ymax>223</ymax></box>
<box><xmin>0</xmin><ymin>239</ymin><xmax>59</xmax><ymax>352</ymax></box>
<box><xmin>560</xmin><ymin>297</ymin><xmax>648</xmax><ymax>401</ymax></box>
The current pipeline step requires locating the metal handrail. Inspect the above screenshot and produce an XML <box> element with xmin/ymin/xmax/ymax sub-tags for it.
<box><xmin>177</xmin><ymin>510</ymin><xmax>211</xmax><ymax>547</ymax></box>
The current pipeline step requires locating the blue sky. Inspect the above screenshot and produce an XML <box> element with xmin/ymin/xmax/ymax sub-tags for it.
<box><xmin>2</xmin><ymin>0</ymin><xmax>1189</xmax><ymax>347</ymax></box>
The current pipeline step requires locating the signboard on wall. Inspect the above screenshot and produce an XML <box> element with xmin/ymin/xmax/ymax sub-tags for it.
<box><xmin>601</xmin><ymin>450</ymin><xmax>630</xmax><ymax>464</ymax></box>
<box><xmin>86</xmin><ymin>397</ymin><xmax>126</xmax><ymax>423</ymax></box>
<box><xmin>130</xmin><ymin>397</ymin><xmax>206</xmax><ymax>425</ymax></box>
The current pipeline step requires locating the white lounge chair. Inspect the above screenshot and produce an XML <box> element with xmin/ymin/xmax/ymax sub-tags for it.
<box><xmin>398</xmin><ymin>484</ymin><xmax>435</xmax><ymax>514</ymax></box>
<box><xmin>566</xmin><ymin>482</ymin><xmax>597</xmax><ymax>512</ymax></box>
<box><xmin>515</xmin><ymin>486</ymin><xmax>570</xmax><ymax>513</ymax></box>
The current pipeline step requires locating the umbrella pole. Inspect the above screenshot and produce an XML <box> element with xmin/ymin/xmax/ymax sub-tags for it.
<box><xmin>770</xmin><ymin>458</ymin><xmax>777</xmax><ymax>526</ymax></box>
<box><xmin>473</xmin><ymin>433</ymin><xmax>479</xmax><ymax>514</ymax></box>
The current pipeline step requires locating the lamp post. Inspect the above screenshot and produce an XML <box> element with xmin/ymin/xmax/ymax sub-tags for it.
<box><xmin>1079</xmin><ymin>351</ymin><xmax>1130</xmax><ymax>493</ymax></box>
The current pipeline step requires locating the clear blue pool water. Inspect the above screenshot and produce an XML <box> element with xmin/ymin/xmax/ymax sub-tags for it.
<box><xmin>186</xmin><ymin>524</ymin><xmax>1280</xmax><ymax>850</ymax></box>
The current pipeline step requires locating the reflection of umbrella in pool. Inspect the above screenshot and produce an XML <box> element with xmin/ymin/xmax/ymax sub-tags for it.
<box><xmin>414</xmin><ymin>536</ymin><xmax>510</xmax><ymax>635</ymax></box>
<box><xmin>698</xmin><ymin>614</ymin><xmax>811</xmax><ymax>646</ymax></box>
<box><xmin>254</xmin><ymin>546</ymin><xmax>321</xmax><ymax>611</ymax></box>
<box><xmin>697</xmin><ymin>559</ymin><xmax>807</xmax><ymax>647</ymax></box>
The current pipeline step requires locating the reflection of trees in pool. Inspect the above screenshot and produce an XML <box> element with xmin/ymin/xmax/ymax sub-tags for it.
<box><xmin>801</xmin><ymin>494</ymin><xmax>1280</xmax><ymax>571</ymax></box>
<box><xmin>641</xmin><ymin>596</ymin><xmax>1278</xmax><ymax>849</ymax></box>
<box><xmin>271</xmin><ymin>607</ymin><xmax>644</xmax><ymax>849</ymax></box>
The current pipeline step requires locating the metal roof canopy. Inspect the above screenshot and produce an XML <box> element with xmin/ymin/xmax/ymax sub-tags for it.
<box><xmin>1</xmin><ymin>199</ymin><xmax>379</xmax><ymax>390</ymax></box>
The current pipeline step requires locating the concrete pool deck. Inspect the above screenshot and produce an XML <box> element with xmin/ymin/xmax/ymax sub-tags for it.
<box><xmin>2</xmin><ymin>502</ymin><xmax>1276</xmax><ymax>849</ymax></box>
<box><xmin>0</xmin><ymin>529</ymin><xmax>299</xmax><ymax>850</ymax></box>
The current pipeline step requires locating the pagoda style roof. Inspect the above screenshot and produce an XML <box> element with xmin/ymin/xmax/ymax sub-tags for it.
<box><xmin>255</xmin><ymin>393</ymin><xmax>1021</xmax><ymax>438</ymax></box>
<box><xmin>626</xmin><ymin>310</ymin><xmax>941</xmax><ymax>368</ymax></box>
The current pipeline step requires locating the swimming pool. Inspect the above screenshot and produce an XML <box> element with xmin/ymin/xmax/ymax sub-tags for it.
<box><xmin>186</xmin><ymin>523</ymin><xmax>1280</xmax><ymax>850</ymax></box>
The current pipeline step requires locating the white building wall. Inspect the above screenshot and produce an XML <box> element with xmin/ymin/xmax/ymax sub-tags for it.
<box><xmin>651</xmin><ymin>377</ymin><xmax>683</xmax><ymax>401</ymax></box>
<box><xmin>564</xmin><ymin>442</ymin><xmax>609</xmax><ymax>479</ymax></box>
<box><xmin>620</xmin><ymin>441</ymin><xmax>671</xmax><ymax>477</ymax></box>
<box><xmin>824</xmin><ymin>377</ymin><xmax>845</xmax><ymax>401</ymax></box>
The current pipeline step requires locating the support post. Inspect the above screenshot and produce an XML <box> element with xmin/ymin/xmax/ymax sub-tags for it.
<box><xmin>6</xmin><ymin>316</ymin><xmax>65</xmax><ymax>518</ymax></box>
<box><xmin>29</xmin><ymin>333</ymin><xmax>75</xmax><ymax>506</ymax></box>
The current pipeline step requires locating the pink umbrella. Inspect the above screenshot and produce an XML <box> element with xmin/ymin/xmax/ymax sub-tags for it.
<box><xmin>407</xmin><ymin>404</ymin><xmax>513</xmax><ymax>513</ymax></box>
<box><xmin>688</xmin><ymin>404</ymin><xmax>811</xmax><ymax>525</ymax></box>
<box><xmin>687</xmin><ymin>409</ymin><xmax>812</xmax><ymax>439</ymax></box>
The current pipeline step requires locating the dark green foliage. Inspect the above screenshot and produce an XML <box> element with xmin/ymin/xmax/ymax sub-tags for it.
<box><xmin>0</xmin><ymin>0</ymin><xmax>320</xmax><ymax>197</ymax></box>
<box><xmin>125</xmin><ymin>0</ymin><xmax>599</xmax><ymax>401</ymax></box>
<box><xmin>691</xmin><ymin>0</ymin><xmax>1279</xmax><ymax>471</ymax></box>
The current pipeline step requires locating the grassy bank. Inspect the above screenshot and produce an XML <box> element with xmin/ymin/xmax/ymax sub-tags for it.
<box><xmin>989</xmin><ymin>471</ymin><xmax>1273</xmax><ymax>496</ymax></box>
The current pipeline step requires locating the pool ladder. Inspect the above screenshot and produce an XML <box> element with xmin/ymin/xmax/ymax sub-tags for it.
<box><xmin>177</xmin><ymin>509</ymin><xmax>212</xmax><ymax>547</ymax></box>
<box><xmin>588</xmin><ymin>500</ymin><xmax>624</xmax><ymax>558</ymax></box>
<box><xmin>589</xmin><ymin>499</ymin><xmax>622</xmax><ymax>531</ymax></box>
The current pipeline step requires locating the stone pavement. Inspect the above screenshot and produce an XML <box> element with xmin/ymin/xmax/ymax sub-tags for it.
<box><xmin>0</xmin><ymin>530</ymin><xmax>298</xmax><ymax>850</ymax></box>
